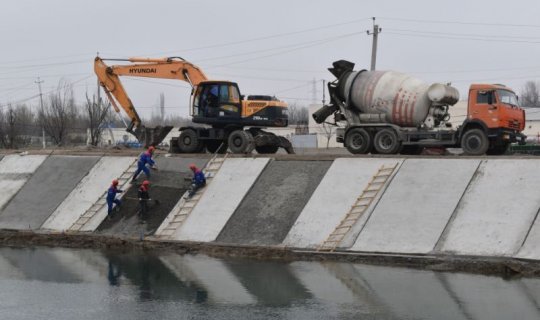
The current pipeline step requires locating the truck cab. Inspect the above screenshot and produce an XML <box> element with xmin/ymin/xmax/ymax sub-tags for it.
<box><xmin>461</xmin><ymin>84</ymin><xmax>526</xmax><ymax>155</ymax></box>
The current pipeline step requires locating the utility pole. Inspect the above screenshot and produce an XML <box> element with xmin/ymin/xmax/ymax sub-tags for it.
<box><xmin>367</xmin><ymin>17</ymin><xmax>382</xmax><ymax>71</ymax></box>
<box><xmin>311</xmin><ymin>78</ymin><xmax>318</xmax><ymax>105</ymax></box>
<box><xmin>35</xmin><ymin>77</ymin><xmax>46</xmax><ymax>149</ymax></box>
<box><xmin>322</xmin><ymin>80</ymin><xmax>326</xmax><ymax>105</ymax></box>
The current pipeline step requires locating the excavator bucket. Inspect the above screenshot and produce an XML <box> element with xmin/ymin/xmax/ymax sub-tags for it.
<box><xmin>132</xmin><ymin>125</ymin><xmax>174</xmax><ymax>147</ymax></box>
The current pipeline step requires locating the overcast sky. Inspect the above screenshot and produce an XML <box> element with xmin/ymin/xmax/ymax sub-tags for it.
<box><xmin>1</xmin><ymin>0</ymin><xmax>540</xmax><ymax>120</ymax></box>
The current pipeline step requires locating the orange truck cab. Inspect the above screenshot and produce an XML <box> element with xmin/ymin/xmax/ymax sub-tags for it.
<box><xmin>458</xmin><ymin>84</ymin><xmax>526</xmax><ymax>155</ymax></box>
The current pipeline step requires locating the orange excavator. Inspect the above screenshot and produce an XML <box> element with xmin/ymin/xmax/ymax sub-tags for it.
<box><xmin>94</xmin><ymin>56</ymin><xmax>294</xmax><ymax>154</ymax></box>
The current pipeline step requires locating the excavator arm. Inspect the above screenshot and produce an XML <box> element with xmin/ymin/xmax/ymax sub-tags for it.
<box><xmin>94</xmin><ymin>56</ymin><xmax>208</xmax><ymax>146</ymax></box>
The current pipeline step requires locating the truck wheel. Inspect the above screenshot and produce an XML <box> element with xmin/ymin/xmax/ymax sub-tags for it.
<box><xmin>178</xmin><ymin>129</ymin><xmax>202</xmax><ymax>153</ymax></box>
<box><xmin>228</xmin><ymin>130</ymin><xmax>255</xmax><ymax>153</ymax></box>
<box><xmin>255</xmin><ymin>145</ymin><xmax>279</xmax><ymax>154</ymax></box>
<box><xmin>374</xmin><ymin>129</ymin><xmax>401</xmax><ymax>154</ymax></box>
<box><xmin>461</xmin><ymin>129</ymin><xmax>489</xmax><ymax>155</ymax></box>
<box><xmin>486</xmin><ymin>142</ymin><xmax>510</xmax><ymax>155</ymax></box>
<box><xmin>345</xmin><ymin>128</ymin><xmax>372</xmax><ymax>154</ymax></box>
<box><xmin>206</xmin><ymin>140</ymin><xmax>228</xmax><ymax>154</ymax></box>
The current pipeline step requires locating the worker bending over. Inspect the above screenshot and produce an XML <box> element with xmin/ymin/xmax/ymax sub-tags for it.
<box><xmin>106</xmin><ymin>179</ymin><xmax>123</xmax><ymax>218</ymax></box>
<box><xmin>138</xmin><ymin>180</ymin><xmax>151</xmax><ymax>223</ymax></box>
<box><xmin>187</xmin><ymin>164</ymin><xmax>206</xmax><ymax>198</ymax></box>
<box><xmin>132</xmin><ymin>146</ymin><xmax>158</xmax><ymax>183</ymax></box>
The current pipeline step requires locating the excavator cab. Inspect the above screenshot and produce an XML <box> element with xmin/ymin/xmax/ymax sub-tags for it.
<box><xmin>192</xmin><ymin>81</ymin><xmax>243</xmax><ymax>124</ymax></box>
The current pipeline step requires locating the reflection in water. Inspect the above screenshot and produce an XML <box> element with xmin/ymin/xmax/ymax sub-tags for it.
<box><xmin>0</xmin><ymin>246</ymin><xmax>539</xmax><ymax>320</ymax></box>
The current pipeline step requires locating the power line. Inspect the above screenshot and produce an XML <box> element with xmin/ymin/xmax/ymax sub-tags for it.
<box><xmin>138</xmin><ymin>17</ymin><xmax>371</xmax><ymax>57</ymax></box>
<box><xmin>0</xmin><ymin>59</ymin><xmax>88</xmax><ymax>70</ymax></box>
<box><xmin>380</xmin><ymin>17</ymin><xmax>540</xmax><ymax>29</ymax></box>
<box><xmin>387</xmin><ymin>28</ymin><xmax>540</xmax><ymax>41</ymax></box>
<box><xmin>385</xmin><ymin>31</ymin><xmax>540</xmax><ymax>45</ymax></box>
<box><xmin>194</xmin><ymin>31</ymin><xmax>363</xmax><ymax>64</ymax></box>
<box><xmin>0</xmin><ymin>74</ymin><xmax>94</xmax><ymax>107</ymax></box>
<box><xmin>0</xmin><ymin>53</ymin><xmax>93</xmax><ymax>67</ymax></box>
<box><xmin>208</xmin><ymin>32</ymin><xmax>363</xmax><ymax>68</ymax></box>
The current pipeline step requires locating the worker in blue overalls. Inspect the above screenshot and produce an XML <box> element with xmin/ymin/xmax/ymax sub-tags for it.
<box><xmin>106</xmin><ymin>179</ymin><xmax>123</xmax><ymax>218</ymax></box>
<box><xmin>187</xmin><ymin>164</ymin><xmax>206</xmax><ymax>198</ymax></box>
<box><xmin>132</xmin><ymin>146</ymin><xmax>158</xmax><ymax>183</ymax></box>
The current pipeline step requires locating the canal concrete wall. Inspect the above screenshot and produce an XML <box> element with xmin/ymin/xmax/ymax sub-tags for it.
<box><xmin>283</xmin><ymin>158</ymin><xmax>401</xmax><ymax>249</ymax></box>
<box><xmin>352</xmin><ymin>158</ymin><xmax>480</xmax><ymax>254</ymax></box>
<box><xmin>438</xmin><ymin>159</ymin><xmax>540</xmax><ymax>257</ymax></box>
<box><xmin>0</xmin><ymin>156</ymin><xmax>99</xmax><ymax>230</ymax></box>
<box><xmin>163</xmin><ymin>158</ymin><xmax>269</xmax><ymax>242</ymax></box>
<box><xmin>216</xmin><ymin>160</ymin><xmax>331</xmax><ymax>246</ymax></box>
<box><xmin>41</xmin><ymin>157</ymin><xmax>134</xmax><ymax>231</ymax></box>
<box><xmin>1</xmin><ymin>153</ymin><xmax>540</xmax><ymax>263</ymax></box>
<box><xmin>0</xmin><ymin>155</ymin><xmax>46</xmax><ymax>210</ymax></box>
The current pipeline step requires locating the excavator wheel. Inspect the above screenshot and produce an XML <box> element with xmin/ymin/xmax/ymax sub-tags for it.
<box><xmin>178</xmin><ymin>129</ymin><xmax>203</xmax><ymax>153</ymax></box>
<box><xmin>206</xmin><ymin>140</ymin><xmax>228</xmax><ymax>154</ymax></box>
<box><xmin>255</xmin><ymin>145</ymin><xmax>279</xmax><ymax>154</ymax></box>
<box><xmin>228</xmin><ymin>130</ymin><xmax>255</xmax><ymax>154</ymax></box>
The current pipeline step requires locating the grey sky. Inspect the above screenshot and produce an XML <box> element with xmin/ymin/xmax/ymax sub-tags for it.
<box><xmin>1</xmin><ymin>0</ymin><xmax>540</xmax><ymax>119</ymax></box>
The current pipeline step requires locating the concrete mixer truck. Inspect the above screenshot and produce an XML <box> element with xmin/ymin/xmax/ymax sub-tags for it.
<box><xmin>313</xmin><ymin>60</ymin><xmax>526</xmax><ymax>155</ymax></box>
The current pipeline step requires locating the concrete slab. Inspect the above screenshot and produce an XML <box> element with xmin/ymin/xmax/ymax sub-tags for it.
<box><xmin>217</xmin><ymin>160</ymin><xmax>331</xmax><ymax>246</ymax></box>
<box><xmin>439</xmin><ymin>272</ymin><xmax>540</xmax><ymax>320</ymax></box>
<box><xmin>169</xmin><ymin>158</ymin><xmax>269</xmax><ymax>242</ymax></box>
<box><xmin>352</xmin><ymin>159</ymin><xmax>479</xmax><ymax>254</ymax></box>
<box><xmin>41</xmin><ymin>157</ymin><xmax>134</xmax><ymax>231</ymax></box>
<box><xmin>283</xmin><ymin>158</ymin><xmax>402</xmax><ymax>249</ymax></box>
<box><xmin>160</xmin><ymin>254</ymin><xmax>256</xmax><ymax>304</ymax></box>
<box><xmin>439</xmin><ymin>160</ymin><xmax>540</xmax><ymax>256</ymax></box>
<box><xmin>0</xmin><ymin>155</ymin><xmax>47</xmax><ymax>210</ymax></box>
<box><xmin>0</xmin><ymin>156</ymin><xmax>99</xmax><ymax>230</ymax></box>
<box><xmin>517</xmin><ymin>217</ymin><xmax>540</xmax><ymax>260</ymax></box>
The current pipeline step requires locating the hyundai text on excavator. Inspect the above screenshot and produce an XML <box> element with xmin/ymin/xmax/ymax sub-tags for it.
<box><xmin>94</xmin><ymin>56</ymin><xmax>294</xmax><ymax>154</ymax></box>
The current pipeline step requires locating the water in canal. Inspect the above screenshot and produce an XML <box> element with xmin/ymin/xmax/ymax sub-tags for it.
<box><xmin>0</xmin><ymin>246</ymin><xmax>539</xmax><ymax>320</ymax></box>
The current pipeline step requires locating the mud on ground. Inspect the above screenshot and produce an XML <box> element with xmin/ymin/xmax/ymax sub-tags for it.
<box><xmin>97</xmin><ymin>184</ymin><xmax>187</xmax><ymax>237</ymax></box>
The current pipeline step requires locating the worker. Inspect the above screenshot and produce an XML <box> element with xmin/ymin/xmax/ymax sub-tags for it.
<box><xmin>132</xmin><ymin>146</ymin><xmax>158</xmax><ymax>182</ymax></box>
<box><xmin>106</xmin><ymin>179</ymin><xmax>123</xmax><ymax>218</ymax></box>
<box><xmin>187</xmin><ymin>164</ymin><xmax>206</xmax><ymax>198</ymax></box>
<box><xmin>138</xmin><ymin>180</ymin><xmax>151</xmax><ymax>223</ymax></box>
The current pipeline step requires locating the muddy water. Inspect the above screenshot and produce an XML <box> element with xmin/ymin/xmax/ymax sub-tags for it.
<box><xmin>0</xmin><ymin>247</ymin><xmax>539</xmax><ymax>320</ymax></box>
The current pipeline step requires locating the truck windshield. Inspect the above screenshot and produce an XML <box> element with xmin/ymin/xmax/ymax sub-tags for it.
<box><xmin>497</xmin><ymin>90</ymin><xmax>519</xmax><ymax>107</ymax></box>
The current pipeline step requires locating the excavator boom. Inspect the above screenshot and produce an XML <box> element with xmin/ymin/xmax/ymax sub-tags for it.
<box><xmin>94</xmin><ymin>56</ymin><xmax>208</xmax><ymax>146</ymax></box>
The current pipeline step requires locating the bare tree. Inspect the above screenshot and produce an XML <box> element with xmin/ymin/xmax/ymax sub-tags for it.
<box><xmin>85</xmin><ymin>93</ymin><xmax>110</xmax><ymax>146</ymax></box>
<box><xmin>521</xmin><ymin>81</ymin><xmax>540</xmax><ymax>108</ymax></box>
<box><xmin>287</xmin><ymin>103</ymin><xmax>309</xmax><ymax>125</ymax></box>
<box><xmin>0</xmin><ymin>104</ymin><xmax>35</xmax><ymax>149</ymax></box>
<box><xmin>319</xmin><ymin>122</ymin><xmax>335</xmax><ymax>149</ymax></box>
<box><xmin>38</xmin><ymin>81</ymin><xmax>77</xmax><ymax>146</ymax></box>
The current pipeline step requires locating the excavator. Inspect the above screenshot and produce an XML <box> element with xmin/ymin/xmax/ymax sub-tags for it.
<box><xmin>94</xmin><ymin>56</ymin><xmax>294</xmax><ymax>154</ymax></box>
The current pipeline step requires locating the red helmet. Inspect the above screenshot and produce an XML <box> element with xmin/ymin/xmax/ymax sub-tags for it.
<box><xmin>189</xmin><ymin>163</ymin><xmax>197</xmax><ymax>171</ymax></box>
<box><xmin>112</xmin><ymin>179</ymin><xmax>119</xmax><ymax>186</ymax></box>
<box><xmin>148</xmin><ymin>146</ymin><xmax>155</xmax><ymax>153</ymax></box>
<box><xmin>142</xmin><ymin>180</ymin><xmax>150</xmax><ymax>186</ymax></box>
